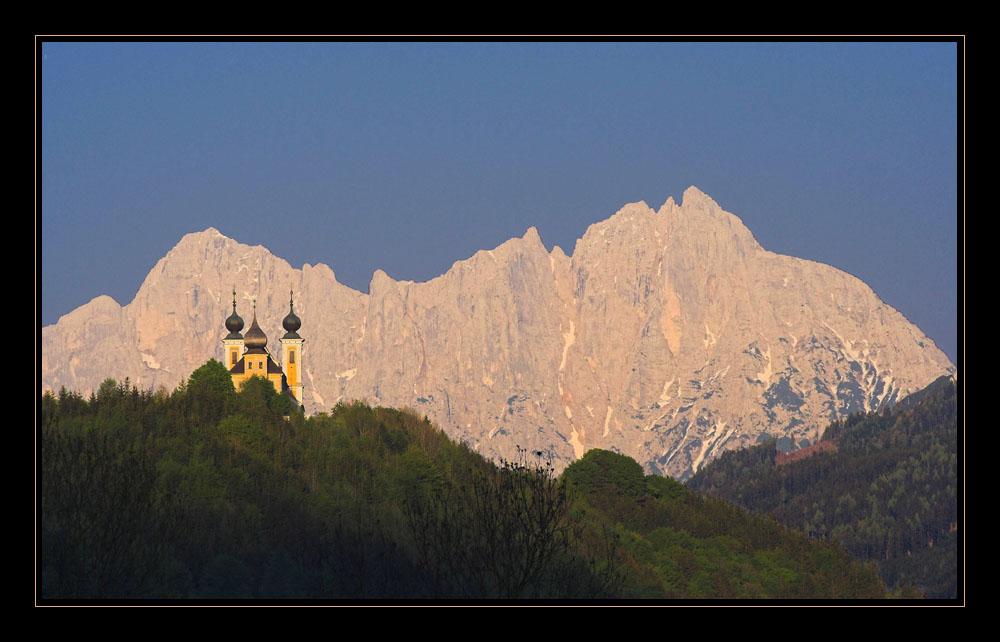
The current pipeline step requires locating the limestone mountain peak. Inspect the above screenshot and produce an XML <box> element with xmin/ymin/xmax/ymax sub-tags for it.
<box><xmin>172</xmin><ymin>227</ymin><xmax>232</xmax><ymax>249</ymax></box>
<box><xmin>369</xmin><ymin>268</ymin><xmax>403</xmax><ymax>293</ymax></box>
<box><xmin>660</xmin><ymin>195</ymin><xmax>677</xmax><ymax>210</ymax></box>
<box><xmin>680</xmin><ymin>184</ymin><xmax>720</xmax><ymax>210</ymax></box>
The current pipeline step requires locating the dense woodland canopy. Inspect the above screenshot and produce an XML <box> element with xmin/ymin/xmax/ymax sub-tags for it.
<box><xmin>686</xmin><ymin>376</ymin><xmax>959</xmax><ymax>599</ymax></box>
<box><xmin>41</xmin><ymin>359</ymin><xmax>887</xmax><ymax>600</ymax></box>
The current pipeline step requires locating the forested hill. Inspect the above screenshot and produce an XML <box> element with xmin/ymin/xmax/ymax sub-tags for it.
<box><xmin>686</xmin><ymin>376</ymin><xmax>959</xmax><ymax>599</ymax></box>
<box><xmin>42</xmin><ymin>360</ymin><xmax>884</xmax><ymax>600</ymax></box>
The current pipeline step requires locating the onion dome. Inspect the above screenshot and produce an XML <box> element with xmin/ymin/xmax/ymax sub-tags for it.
<box><xmin>244</xmin><ymin>300</ymin><xmax>268</xmax><ymax>353</ymax></box>
<box><xmin>224</xmin><ymin>288</ymin><xmax>244</xmax><ymax>339</ymax></box>
<box><xmin>282</xmin><ymin>289</ymin><xmax>302</xmax><ymax>339</ymax></box>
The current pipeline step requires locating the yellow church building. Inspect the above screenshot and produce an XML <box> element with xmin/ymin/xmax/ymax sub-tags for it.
<box><xmin>222</xmin><ymin>289</ymin><xmax>304</xmax><ymax>407</ymax></box>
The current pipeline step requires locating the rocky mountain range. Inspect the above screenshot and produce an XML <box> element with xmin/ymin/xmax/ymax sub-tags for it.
<box><xmin>41</xmin><ymin>187</ymin><xmax>955</xmax><ymax>479</ymax></box>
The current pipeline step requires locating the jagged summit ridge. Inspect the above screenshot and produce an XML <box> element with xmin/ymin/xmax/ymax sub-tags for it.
<box><xmin>680</xmin><ymin>184</ymin><xmax>719</xmax><ymax>209</ymax></box>
<box><xmin>42</xmin><ymin>188</ymin><xmax>954</xmax><ymax>479</ymax></box>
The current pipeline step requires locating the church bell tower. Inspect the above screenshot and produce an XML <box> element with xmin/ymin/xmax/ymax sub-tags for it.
<box><xmin>279</xmin><ymin>290</ymin><xmax>304</xmax><ymax>405</ymax></box>
<box><xmin>222</xmin><ymin>288</ymin><xmax>245</xmax><ymax>370</ymax></box>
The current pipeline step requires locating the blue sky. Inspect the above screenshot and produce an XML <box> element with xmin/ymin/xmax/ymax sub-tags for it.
<box><xmin>40</xmin><ymin>41</ymin><xmax>960</xmax><ymax>364</ymax></box>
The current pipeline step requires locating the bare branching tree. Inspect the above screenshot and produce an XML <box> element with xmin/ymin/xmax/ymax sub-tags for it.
<box><xmin>403</xmin><ymin>447</ymin><xmax>621</xmax><ymax>598</ymax></box>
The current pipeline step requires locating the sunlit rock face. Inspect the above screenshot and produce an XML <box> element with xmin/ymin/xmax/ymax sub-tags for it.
<box><xmin>42</xmin><ymin>187</ymin><xmax>955</xmax><ymax>479</ymax></box>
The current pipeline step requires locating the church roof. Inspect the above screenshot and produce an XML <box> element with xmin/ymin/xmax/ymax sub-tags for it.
<box><xmin>282</xmin><ymin>290</ymin><xmax>302</xmax><ymax>340</ymax></box>
<box><xmin>244</xmin><ymin>305</ymin><xmax>268</xmax><ymax>353</ymax></box>
<box><xmin>225</xmin><ymin>289</ymin><xmax>244</xmax><ymax>339</ymax></box>
<box><xmin>228</xmin><ymin>355</ymin><xmax>284</xmax><ymax>376</ymax></box>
